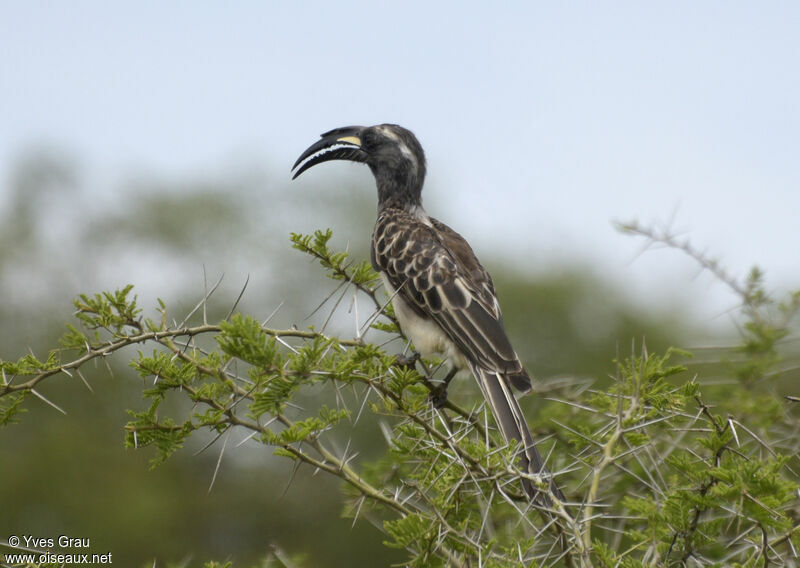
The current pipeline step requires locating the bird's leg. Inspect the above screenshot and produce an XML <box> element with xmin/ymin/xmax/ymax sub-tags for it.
<box><xmin>429</xmin><ymin>366</ymin><xmax>458</xmax><ymax>409</ymax></box>
<box><xmin>393</xmin><ymin>351</ymin><xmax>420</xmax><ymax>369</ymax></box>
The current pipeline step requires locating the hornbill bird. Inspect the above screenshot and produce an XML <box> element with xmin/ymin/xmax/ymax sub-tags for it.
<box><xmin>292</xmin><ymin>124</ymin><xmax>565</xmax><ymax>505</ymax></box>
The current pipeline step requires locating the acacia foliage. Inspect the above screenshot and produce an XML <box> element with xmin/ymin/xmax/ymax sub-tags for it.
<box><xmin>2</xmin><ymin>228</ymin><xmax>799</xmax><ymax>567</ymax></box>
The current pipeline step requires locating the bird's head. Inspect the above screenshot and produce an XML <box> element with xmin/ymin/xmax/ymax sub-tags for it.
<box><xmin>292</xmin><ymin>124</ymin><xmax>427</xmax><ymax>209</ymax></box>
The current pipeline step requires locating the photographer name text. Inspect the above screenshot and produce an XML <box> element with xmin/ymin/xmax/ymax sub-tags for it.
<box><xmin>5</xmin><ymin>534</ymin><xmax>112</xmax><ymax>565</ymax></box>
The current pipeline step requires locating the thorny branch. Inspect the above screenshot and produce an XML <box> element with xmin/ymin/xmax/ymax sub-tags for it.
<box><xmin>4</xmin><ymin>226</ymin><xmax>800</xmax><ymax>566</ymax></box>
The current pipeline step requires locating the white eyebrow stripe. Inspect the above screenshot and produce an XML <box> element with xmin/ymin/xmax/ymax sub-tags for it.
<box><xmin>378</xmin><ymin>126</ymin><xmax>419</xmax><ymax>172</ymax></box>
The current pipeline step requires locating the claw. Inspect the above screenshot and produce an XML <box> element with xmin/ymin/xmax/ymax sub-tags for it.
<box><xmin>394</xmin><ymin>352</ymin><xmax>420</xmax><ymax>369</ymax></box>
<box><xmin>428</xmin><ymin>367</ymin><xmax>458</xmax><ymax>408</ymax></box>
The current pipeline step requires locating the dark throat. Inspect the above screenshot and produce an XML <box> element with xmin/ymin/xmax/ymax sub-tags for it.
<box><xmin>372</xmin><ymin>164</ymin><xmax>423</xmax><ymax>212</ymax></box>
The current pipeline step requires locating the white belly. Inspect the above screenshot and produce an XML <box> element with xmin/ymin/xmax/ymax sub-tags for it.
<box><xmin>381</xmin><ymin>274</ymin><xmax>468</xmax><ymax>370</ymax></box>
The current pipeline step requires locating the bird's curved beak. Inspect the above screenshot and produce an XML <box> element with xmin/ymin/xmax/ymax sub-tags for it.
<box><xmin>291</xmin><ymin>126</ymin><xmax>368</xmax><ymax>179</ymax></box>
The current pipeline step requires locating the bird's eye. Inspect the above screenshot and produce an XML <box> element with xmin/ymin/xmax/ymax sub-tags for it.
<box><xmin>362</xmin><ymin>130</ymin><xmax>379</xmax><ymax>148</ymax></box>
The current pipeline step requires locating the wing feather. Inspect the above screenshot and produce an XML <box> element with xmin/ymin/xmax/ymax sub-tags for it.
<box><xmin>373</xmin><ymin>209</ymin><xmax>529</xmax><ymax>389</ymax></box>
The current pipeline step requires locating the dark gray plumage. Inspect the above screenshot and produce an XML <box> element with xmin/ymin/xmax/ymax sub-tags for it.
<box><xmin>292</xmin><ymin>123</ymin><xmax>564</xmax><ymax>504</ymax></box>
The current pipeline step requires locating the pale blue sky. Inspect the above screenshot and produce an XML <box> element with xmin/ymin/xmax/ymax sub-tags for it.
<box><xmin>2</xmin><ymin>2</ymin><xmax>799</xmax><ymax>321</ymax></box>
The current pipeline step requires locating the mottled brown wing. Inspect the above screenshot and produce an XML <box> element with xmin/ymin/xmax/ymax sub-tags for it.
<box><xmin>428</xmin><ymin>217</ymin><xmax>501</xmax><ymax>317</ymax></box>
<box><xmin>372</xmin><ymin>209</ymin><xmax>530</xmax><ymax>388</ymax></box>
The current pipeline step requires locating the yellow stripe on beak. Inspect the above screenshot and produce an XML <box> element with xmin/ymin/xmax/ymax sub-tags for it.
<box><xmin>337</xmin><ymin>135</ymin><xmax>362</xmax><ymax>146</ymax></box>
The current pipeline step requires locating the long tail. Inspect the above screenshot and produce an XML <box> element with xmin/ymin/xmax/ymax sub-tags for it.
<box><xmin>469</xmin><ymin>363</ymin><xmax>566</xmax><ymax>506</ymax></box>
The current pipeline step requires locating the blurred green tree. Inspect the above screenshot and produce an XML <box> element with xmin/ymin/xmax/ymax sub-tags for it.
<box><xmin>2</xmin><ymin>149</ymin><xmax>797</xmax><ymax>566</ymax></box>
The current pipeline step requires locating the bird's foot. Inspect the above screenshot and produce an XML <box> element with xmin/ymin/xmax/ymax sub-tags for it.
<box><xmin>428</xmin><ymin>367</ymin><xmax>458</xmax><ymax>409</ymax></box>
<box><xmin>429</xmin><ymin>384</ymin><xmax>450</xmax><ymax>409</ymax></box>
<box><xmin>393</xmin><ymin>352</ymin><xmax>420</xmax><ymax>369</ymax></box>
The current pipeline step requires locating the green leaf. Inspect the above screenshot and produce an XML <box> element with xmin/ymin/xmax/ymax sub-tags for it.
<box><xmin>0</xmin><ymin>391</ymin><xmax>28</xmax><ymax>425</ymax></box>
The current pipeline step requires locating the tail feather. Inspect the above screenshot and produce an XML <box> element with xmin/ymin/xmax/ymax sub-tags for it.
<box><xmin>469</xmin><ymin>363</ymin><xmax>566</xmax><ymax>505</ymax></box>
